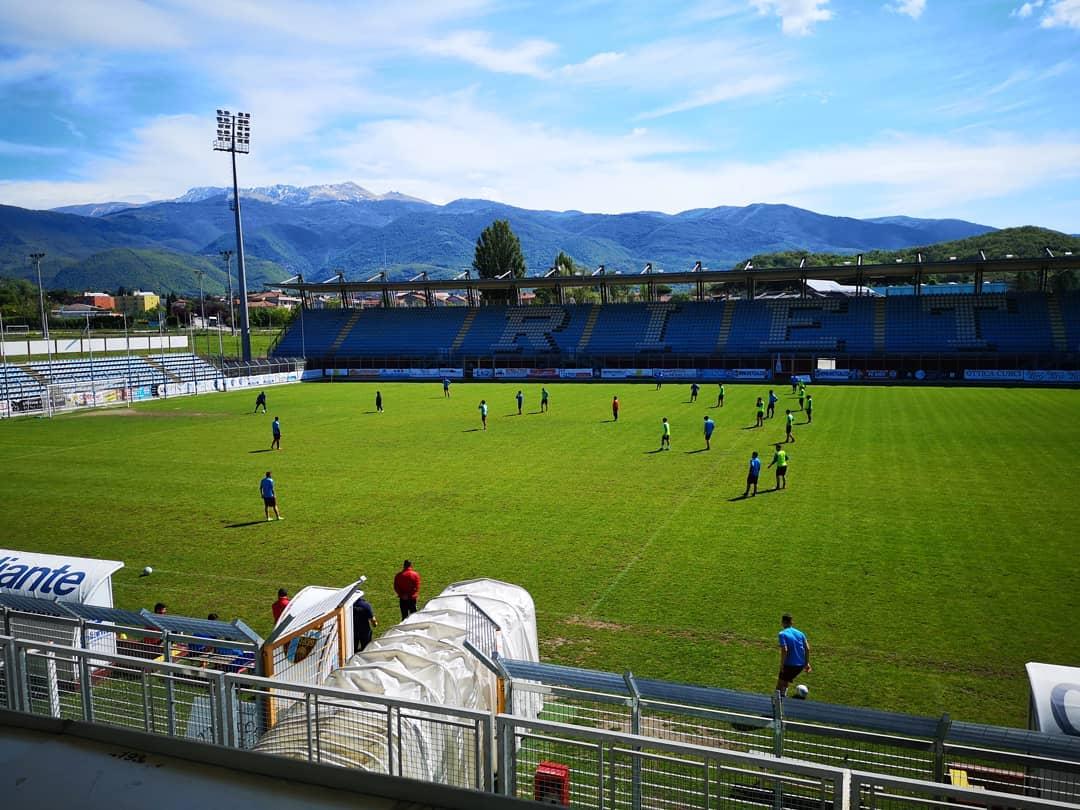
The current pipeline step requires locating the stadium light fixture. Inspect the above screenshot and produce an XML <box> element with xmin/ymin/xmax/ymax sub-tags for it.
<box><xmin>28</xmin><ymin>251</ymin><xmax>54</xmax><ymax>415</ymax></box>
<box><xmin>212</xmin><ymin>109</ymin><xmax>253</xmax><ymax>361</ymax></box>
<box><xmin>219</xmin><ymin>250</ymin><xmax>236</xmax><ymax>337</ymax></box>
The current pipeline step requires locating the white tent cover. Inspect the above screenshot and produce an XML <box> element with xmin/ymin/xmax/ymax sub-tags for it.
<box><xmin>1026</xmin><ymin>662</ymin><xmax>1080</xmax><ymax>737</ymax></box>
<box><xmin>253</xmin><ymin>578</ymin><xmax>540</xmax><ymax>784</ymax></box>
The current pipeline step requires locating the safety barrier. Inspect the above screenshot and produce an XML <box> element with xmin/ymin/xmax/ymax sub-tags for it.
<box><xmin>0</xmin><ymin>635</ymin><xmax>1074</xmax><ymax>808</ymax></box>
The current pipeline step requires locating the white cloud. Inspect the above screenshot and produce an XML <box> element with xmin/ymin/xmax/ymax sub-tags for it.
<box><xmin>4</xmin><ymin>97</ymin><xmax>1080</xmax><ymax>230</ymax></box>
<box><xmin>1012</xmin><ymin>0</ymin><xmax>1044</xmax><ymax>18</ymax></box>
<box><xmin>421</xmin><ymin>31</ymin><xmax>557</xmax><ymax>77</ymax></box>
<box><xmin>1040</xmin><ymin>0</ymin><xmax>1080</xmax><ymax>28</ymax></box>
<box><xmin>749</xmin><ymin>0</ymin><xmax>833</xmax><ymax>36</ymax></box>
<box><xmin>0</xmin><ymin>140</ymin><xmax>68</xmax><ymax>157</ymax></box>
<box><xmin>889</xmin><ymin>0</ymin><xmax>926</xmax><ymax>20</ymax></box>
<box><xmin>638</xmin><ymin>75</ymin><xmax>791</xmax><ymax>119</ymax></box>
<box><xmin>558</xmin><ymin>35</ymin><xmax>791</xmax><ymax>116</ymax></box>
<box><xmin>0</xmin><ymin>0</ymin><xmax>188</xmax><ymax>49</ymax></box>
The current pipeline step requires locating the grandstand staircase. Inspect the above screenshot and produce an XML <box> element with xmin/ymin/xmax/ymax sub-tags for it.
<box><xmin>450</xmin><ymin>308</ymin><xmax>479</xmax><ymax>353</ymax></box>
<box><xmin>144</xmin><ymin>356</ymin><xmax>181</xmax><ymax>383</ymax></box>
<box><xmin>18</xmin><ymin>364</ymin><xmax>48</xmax><ymax>384</ymax></box>
<box><xmin>1047</xmin><ymin>295</ymin><xmax>1069</xmax><ymax>351</ymax></box>
<box><xmin>873</xmin><ymin>298</ymin><xmax>886</xmax><ymax>352</ymax></box>
<box><xmin>328</xmin><ymin>310</ymin><xmax>363</xmax><ymax>353</ymax></box>
<box><xmin>714</xmin><ymin>301</ymin><xmax>734</xmax><ymax>352</ymax></box>
<box><xmin>577</xmin><ymin>305</ymin><xmax>600</xmax><ymax>353</ymax></box>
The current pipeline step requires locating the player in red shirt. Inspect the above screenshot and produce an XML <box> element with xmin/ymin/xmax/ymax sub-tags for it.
<box><xmin>611</xmin><ymin>396</ymin><xmax>620</xmax><ymax>422</ymax></box>
<box><xmin>394</xmin><ymin>560</ymin><xmax>421</xmax><ymax>620</ymax></box>
<box><xmin>271</xmin><ymin>588</ymin><xmax>290</xmax><ymax>623</ymax></box>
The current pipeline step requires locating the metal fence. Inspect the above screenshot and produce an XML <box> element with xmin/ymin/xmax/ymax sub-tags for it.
<box><xmin>503</xmin><ymin>664</ymin><xmax>1080</xmax><ymax>807</ymax></box>
<box><xmin>0</xmin><ymin>636</ymin><xmax>492</xmax><ymax>791</ymax></box>
<box><xmin>0</xmin><ymin>634</ymin><xmax>1076</xmax><ymax>809</ymax></box>
<box><xmin>494</xmin><ymin>714</ymin><xmax>1079</xmax><ymax>810</ymax></box>
<box><xmin>465</xmin><ymin>595</ymin><xmax>502</xmax><ymax>660</ymax></box>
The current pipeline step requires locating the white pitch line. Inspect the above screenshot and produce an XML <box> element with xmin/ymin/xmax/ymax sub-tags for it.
<box><xmin>587</xmin><ymin>448</ymin><xmax>729</xmax><ymax>616</ymax></box>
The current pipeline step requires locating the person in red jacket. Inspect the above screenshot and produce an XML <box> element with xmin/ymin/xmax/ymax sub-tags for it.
<box><xmin>271</xmin><ymin>588</ymin><xmax>290</xmax><ymax>623</ymax></box>
<box><xmin>611</xmin><ymin>396</ymin><xmax>620</xmax><ymax>422</ymax></box>
<box><xmin>394</xmin><ymin>560</ymin><xmax>421</xmax><ymax>620</ymax></box>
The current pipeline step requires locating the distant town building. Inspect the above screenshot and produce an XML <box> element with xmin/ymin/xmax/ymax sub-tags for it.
<box><xmin>248</xmin><ymin>291</ymin><xmax>302</xmax><ymax>309</ymax></box>
<box><xmin>116</xmin><ymin>290</ymin><xmax>161</xmax><ymax>315</ymax></box>
<box><xmin>79</xmin><ymin>292</ymin><xmax>115</xmax><ymax>310</ymax></box>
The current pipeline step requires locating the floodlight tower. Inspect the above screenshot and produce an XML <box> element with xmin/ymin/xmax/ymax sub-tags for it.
<box><xmin>213</xmin><ymin>110</ymin><xmax>253</xmax><ymax>361</ymax></box>
<box><xmin>219</xmin><ymin>249</ymin><xmax>236</xmax><ymax>336</ymax></box>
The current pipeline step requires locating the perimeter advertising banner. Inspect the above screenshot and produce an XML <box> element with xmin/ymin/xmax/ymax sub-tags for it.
<box><xmin>963</xmin><ymin>370</ymin><xmax>1025</xmax><ymax>381</ymax></box>
<box><xmin>814</xmin><ymin>369</ymin><xmax>856</xmax><ymax>381</ymax></box>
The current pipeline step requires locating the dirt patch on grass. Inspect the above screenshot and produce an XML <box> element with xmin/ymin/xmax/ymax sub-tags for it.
<box><xmin>73</xmin><ymin>408</ymin><xmax>222</xmax><ymax>418</ymax></box>
<box><xmin>562</xmin><ymin>615</ymin><xmax>630</xmax><ymax>632</ymax></box>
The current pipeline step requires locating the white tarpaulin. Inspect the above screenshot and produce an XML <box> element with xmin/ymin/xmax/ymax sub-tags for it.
<box><xmin>1027</xmin><ymin>662</ymin><xmax>1080</xmax><ymax>737</ymax></box>
<box><xmin>0</xmin><ymin>549</ymin><xmax>123</xmax><ymax>606</ymax></box>
<box><xmin>254</xmin><ymin>578</ymin><xmax>540</xmax><ymax>785</ymax></box>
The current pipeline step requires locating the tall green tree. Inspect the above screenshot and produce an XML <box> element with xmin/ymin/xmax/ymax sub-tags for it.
<box><xmin>473</xmin><ymin>220</ymin><xmax>525</xmax><ymax>304</ymax></box>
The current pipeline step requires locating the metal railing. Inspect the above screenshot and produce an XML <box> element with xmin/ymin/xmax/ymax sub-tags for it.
<box><xmin>0</xmin><ymin>634</ymin><xmax>1075</xmax><ymax>809</ymax></box>
<box><xmin>0</xmin><ymin>636</ymin><xmax>492</xmax><ymax>791</ymax></box>
<box><xmin>505</xmin><ymin>670</ymin><xmax>1080</xmax><ymax>806</ymax></box>
<box><xmin>495</xmin><ymin>714</ymin><xmax>1079</xmax><ymax>809</ymax></box>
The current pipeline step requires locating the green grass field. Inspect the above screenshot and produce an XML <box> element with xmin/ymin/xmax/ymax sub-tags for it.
<box><xmin>1</xmin><ymin>381</ymin><xmax>1077</xmax><ymax>727</ymax></box>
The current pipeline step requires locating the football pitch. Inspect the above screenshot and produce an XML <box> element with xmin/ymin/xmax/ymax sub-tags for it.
<box><xmin>1</xmin><ymin>381</ymin><xmax>1077</xmax><ymax>727</ymax></box>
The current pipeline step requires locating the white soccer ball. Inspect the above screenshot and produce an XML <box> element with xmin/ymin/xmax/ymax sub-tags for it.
<box><xmin>142</xmin><ymin>566</ymin><xmax>153</xmax><ymax>576</ymax></box>
<box><xmin>795</xmin><ymin>684</ymin><xmax>809</xmax><ymax>699</ymax></box>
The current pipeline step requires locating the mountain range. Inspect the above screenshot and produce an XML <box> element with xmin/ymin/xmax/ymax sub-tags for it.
<box><xmin>0</xmin><ymin>181</ymin><xmax>1005</xmax><ymax>295</ymax></box>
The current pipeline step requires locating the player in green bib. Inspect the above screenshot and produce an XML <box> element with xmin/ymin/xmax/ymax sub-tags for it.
<box><xmin>768</xmin><ymin>443</ymin><xmax>789</xmax><ymax>490</ymax></box>
<box><xmin>785</xmin><ymin>409</ymin><xmax>795</xmax><ymax>442</ymax></box>
<box><xmin>717</xmin><ymin>384</ymin><xmax>725</xmax><ymax>408</ymax></box>
<box><xmin>660</xmin><ymin>417</ymin><xmax>671</xmax><ymax>450</ymax></box>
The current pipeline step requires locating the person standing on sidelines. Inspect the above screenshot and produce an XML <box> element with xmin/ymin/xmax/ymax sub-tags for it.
<box><xmin>660</xmin><ymin>417</ymin><xmax>671</xmax><ymax>450</ymax></box>
<box><xmin>655</xmin><ymin>371</ymin><xmax>663</xmax><ymax>390</ymax></box>
<box><xmin>790</xmin><ymin>375</ymin><xmax>798</xmax><ymax>394</ymax></box>
<box><xmin>352</xmin><ymin>592</ymin><xmax>378</xmax><ymax>652</ymax></box>
<box><xmin>755</xmin><ymin>397</ymin><xmax>765</xmax><ymax>428</ymax></box>
<box><xmin>776</xmin><ymin>613</ymin><xmax>811</xmax><ymax>697</ymax></box>
<box><xmin>768</xmin><ymin>444</ymin><xmax>789</xmax><ymax>490</ymax></box>
<box><xmin>394</xmin><ymin>560</ymin><xmax>421</xmax><ymax>620</ymax></box>
<box><xmin>798</xmin><ymin>381</ymin><xmax>807</xmax><ymax>411</ymax></box>
<box><xmin>375</xmin><ymin>390</ymin><xmax>383</xmax><ymax>413</ymax></box>
<box><xmin>541</xmin><ymin>387</ymin><xmax>550</xmax><ymax>412</ymax></box>
<box><xmin>743</xmin><ymin>451</ymin><xmax>761</xmax><ymax>497</ymax></box>
<box><xmin>785</xmin><ymin>409</ymin><xmax>796</xmax><ymax>443</ymax></box>
<box><xmin>703</xmin><ymin>415</ymin><xmax>715</xmax><ymax>450</ymax></box>
<box><xmin>717</xmin><ymin>383</ymin><xmax>725</xmax><ymax>408</ymax></box>
<box><xmin>271</xmin><ymin>589</ymin><xmax>290</xmax><ymax>622</ymax></box>
<box><xmin>515</xmin><ymin>389</ymin><xmax>524</xmax><ymax>415</ymax></box>
<box><xmin>690</xmin><ymin>382</ymin><xmax>699</xmax><ymax>403</ymax></box>
<box><xmin>478</xmin><ymin>399</ymin><xmax>488</xmax><ymax>430</ymax></box>
<box><xmin>271</xmin><ymin>416</ymin><xmax>281</xmax><ymax>450</ymax></box>
<box><xmin>767</xmin><ymin>389</ymin><xmax>778</xmax><ymax>419</ymax></box>
<box><xmin>261</xmin><ymin>471</ymin><xmax>282</xmax><ymax>520</ymax></box>
<box><xmin>442</xmin><ymin>377</ymin><xmax>451</xmax><ymax>398</ymax></box>
<box><xmin>254</xmin><ymin>390</ymin><xmax>267</xmax><ymax>414</ymax></box>
<box><xmin>805</xmin><ymin>394</ymin><xmax>813</xmax><ymax>423</ymax></box>
<box><xmin>612</xmin><ymin>396</ymin><xmax>620</xmax><ymax>422</ymax></box>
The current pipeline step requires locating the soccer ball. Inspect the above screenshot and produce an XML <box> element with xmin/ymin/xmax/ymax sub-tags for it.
<box><xmin>141</xmin><ymin>566</ymin><xmax>153</xmax><ymax>576</ymax></box>
<box><xmin>795</xmin><ymin>684</ymin><xmax>809</xmax><ymax>699</ymax></box>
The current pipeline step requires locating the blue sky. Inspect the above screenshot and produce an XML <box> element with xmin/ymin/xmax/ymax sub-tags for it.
<box><xmin>0</xmin><ymin>0</ymin><xmax>1079</xmax><ymax>229</ymax></box>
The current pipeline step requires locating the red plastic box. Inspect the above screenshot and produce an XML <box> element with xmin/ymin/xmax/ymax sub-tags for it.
<box><xmin>534</xmin><ymin>760</ymin><xmax>570</xmax><ymax>805</ymax></box>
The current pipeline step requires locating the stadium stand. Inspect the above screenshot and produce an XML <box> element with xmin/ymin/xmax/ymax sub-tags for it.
<box><xmin>0</xmin><ymin>354</ymin><xmax>221</xmax><ymax>399</ymax></box>
<box><xmin>272</xmin><ymin>291</ymin><xmax>1080</xmax><ymax>364</ymax></box>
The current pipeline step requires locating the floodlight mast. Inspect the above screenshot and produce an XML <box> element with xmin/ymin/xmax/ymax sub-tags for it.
<box><xmin>213</xmin><ymin>110</ymin><xmax>252</xmax><ymax>361</ymax></box>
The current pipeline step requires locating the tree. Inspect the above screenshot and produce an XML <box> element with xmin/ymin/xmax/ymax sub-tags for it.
<box><xmin>473</xmin><ymin>220</ymin><xmax>525</xmax><ymax>304</ymax></box>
